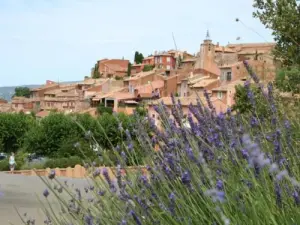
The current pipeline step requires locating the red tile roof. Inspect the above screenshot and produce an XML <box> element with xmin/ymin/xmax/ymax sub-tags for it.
<box><xmin>36</xmin><ymin>111</ymin><xmax>50</xmax><ymax>118</ymax></box>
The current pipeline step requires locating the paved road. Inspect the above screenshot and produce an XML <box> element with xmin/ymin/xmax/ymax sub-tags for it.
<box><xmin>0</xmin><ymin>173</ymin><xmax>91</xmax><ymax>225</ymax></box>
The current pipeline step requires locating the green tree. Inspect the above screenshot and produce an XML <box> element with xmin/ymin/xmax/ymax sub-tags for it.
<box><xmin>92</xmin><ymin>63</ymin><xmax>101</xmax><ymax>79</ymax></box>
<box><xmin>0</xmin><ymin>113</ymin><xmax>35</xmax><ymax>153</ymax></box>
<box><xmin>232</xmin><ymin>84</ymin><xmax>270</xmax><ymax>115</ymax></box>
<box><xmin>134</xmin><ymin>51</ymin><xmax>144</xmax><ymax>64</ymax></box>
<box><xmin>97</xmin><ymin>112</ymin><xmax>134</xmax><ymax>150</ymax></box>
<box><xmin>127</xmin><ymin>62</ymin><xmax>132</xmax><ymax>76</ymax></box>
<box><xmin>14</xmin><ymin>87</ymin><xmax>31</xmax><ymax>98</ymax></box>
<box><xmin>275</xmin><ymin>66</ymin><xmax>300</xmax><ymax>94</ymax></box>
<box><xmin>253</xmin><ymin>0</ymin><xmax>300</xmax><ymax>65</ymax></box>
<box><xmin>23</xmin><ymin>113</ymin><xmax>77</xmax><ymax>157</ymax></box>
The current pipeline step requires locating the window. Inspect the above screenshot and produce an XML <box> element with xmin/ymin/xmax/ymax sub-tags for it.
<box><xmin>166</xmin><ymin>65</ymin><xmax>171</xmax><ymax>70</ymax></box>
<box><xmin>227</xmin><ymin>72</ymin><xmax>232</xmax><ymax>81</ymax></box>
<box><xmin>159</xmin><ymin>57</ymin><xmax>162</xmax><ymax>63</ymax></box>
<box><xmin>217</xmin><ymin>91</ymin><xmax>223</xmax><ymax>99</ymax></box>
<box><xmin>167</xmin><ymin>57</ymin><xmax>171</xmax><ymax>62</ymax></box>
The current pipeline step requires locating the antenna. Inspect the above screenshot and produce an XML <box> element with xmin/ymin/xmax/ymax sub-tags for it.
<box><xmin>172</xmin><ymin>32</ymin><xmax>179</xmax><ymax>70</ymax></box>
<box><xmin>172</xmin><ymin>32</ymin><xmax>178</xmax><ymax>51</ymax></box>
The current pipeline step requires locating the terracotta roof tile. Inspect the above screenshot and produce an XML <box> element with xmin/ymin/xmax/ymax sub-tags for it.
<box><xmin>135</xmin><ymin>80</ymin><xmax>164</xmax><ymax>94</ymax></box>
<box><xmin>192</xmin><ymin>79</ymin><xmax>219</xmax><ymax>88</ymax></box>
<box><xmin>36</xmin><ymin>111</ymin><xmax>50</xmax><ymax>118</ymax></box>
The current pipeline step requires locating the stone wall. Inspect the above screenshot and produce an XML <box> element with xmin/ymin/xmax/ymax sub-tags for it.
<box><xmin>5</xmin><ymin>165</ymin><xmax>147</xmax><ymax>179</ymax></box>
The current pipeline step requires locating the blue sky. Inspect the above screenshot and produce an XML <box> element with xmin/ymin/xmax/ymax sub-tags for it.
<box><xmin>0</xmin><ymin>0</ymin><xmax>274</xmax><ymax>86</ymax></box>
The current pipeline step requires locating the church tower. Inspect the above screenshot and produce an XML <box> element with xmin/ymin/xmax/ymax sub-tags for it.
<box><xmin>199</xmin><ymin>30</ymin><xmax>215</xmax><ymax>69</ymax></box>
<box><xmin>194</xmin><ymin>30</ymin><xmax>220</xmax><ymax>76</ymax></box>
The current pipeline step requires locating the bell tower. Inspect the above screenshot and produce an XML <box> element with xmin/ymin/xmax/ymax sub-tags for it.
<box><xmin>194</xmin><ymin>30</ymin><xmax>220</xmax><ymax>76</ymax></box>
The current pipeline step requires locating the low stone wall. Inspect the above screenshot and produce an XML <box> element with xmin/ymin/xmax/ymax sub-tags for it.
<box><xmin>5</xmin><ymin>164</ymin><xmax>147</xmax><ymax>179</ymax></box>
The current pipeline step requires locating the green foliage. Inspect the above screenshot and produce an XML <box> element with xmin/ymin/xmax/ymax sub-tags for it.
<box><xmin>14</xmin><ymin>87</ymin><xmax>31</xmax><ymax>98</ymax></box>
<box><xmin>0</xmin><ymin>110</ymin><xmax>144</xmax><ymax>168</ymax></box>
<box><xmin>134</xmin><ymin>51</ymin><xmax>144</xmax><ymax>64</ymax></box>
<box><xmin>23</xmin><ymin>113</ymin><xmax>77</xmax><ymax>157</ymax></box>
<box><xmin>0</xmin><ymin>160</ymin><xmax>9</xmax><ymax>171</ymax></box>
<box><xmin>97</xmin><ymin>112</ymin><xmax>132</xmax><ymax>149</ymax></box>
<box><xmin>97</xmin><ymin>103</ymin><xmax>113</xmax><ymax>115</ymax></box>
<box><xmin>92</xmin><ymin>63</ymin><xmax>101</xmax><ymax>79</ymax></box>
<box><xmin>20</xmin><ymin>161</ymin><xmax>45</xmax><ymax>170</ymax></box>
<box><xmin>135</xmin><ymin>104</ymin><xmax>147</xmax><ymax>117</ymax></box>
<box><xmin>275</xmin><ymin>66</ymin><xmax>300</xmax><ymax>94</ymax></box>
<box><xmin>232</xmin><ymin>84</ymin><xmax>270</xmax><ymax>116</ymax></box>
<box><xmin>253</xmin><ymin>0</ymin><xmax>300</xmax><ymax>66</ymax></box>
<box><xmin>142</xmin><ymin>64</ymin><xmax>155</xmax><ymax>72</ymax></box>
<box><xmin>44</xmin><ymin>156</ymin><xmax>82</xmax><ymax>168</ymax></box>
<box><xmin>0</xmin><ymin>113</ymin><xmax>35</xmax><ymax>153</ymax></box>
<box><xmin>127</xmin><ymin>62</ymin><xmax>132</xmax><ymax>76</ymax></box>
<box><xmin>115</xmin><ymin>76</ymin><xmax>123</xmax><ymax>80</ymax></box>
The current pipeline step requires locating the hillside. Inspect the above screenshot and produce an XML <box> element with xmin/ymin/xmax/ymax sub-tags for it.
<box><xmin>0</xmin><ymin>81</ymin><xmax>80</xmax><ymax>102</ymax></box>
<box><xmin>0</xmin><ymin>85</ymin><xmax>41</xmax><ymax>102</ymax></box>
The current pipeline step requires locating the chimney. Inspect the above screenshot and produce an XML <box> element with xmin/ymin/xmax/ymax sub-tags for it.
<box><xmin>216</xmin><ymin>42</ymin><xmax>219</xmax><ymax>47</ymax></box>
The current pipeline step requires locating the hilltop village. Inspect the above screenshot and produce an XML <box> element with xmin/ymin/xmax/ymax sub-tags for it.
<box><xmin>0</xmin><ymin>33</ymin><xmax>278</xmax><ymax>124</ymax></box>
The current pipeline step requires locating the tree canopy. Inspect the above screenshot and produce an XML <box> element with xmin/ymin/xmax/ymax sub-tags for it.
<box><xmin>92</xmin><ymin>63</ymin><xmax>101</xmax><ymax>79</ymax></box>
<box><xmin>14</xmin><ymin>87</ymin><xmax>31</xmax><ymax>98</ymax></box>
<box><xmin>275</xmin><ymin>66</ymin><xmax>300</xmax><ymax>94</ymax></box>
<box><xmin>134</xmin><ymin>51</ymin><xmax>144</xmax><ymax>64</ymax></box>
<box><xmin>253</xmin><ymin>0</ymin><xmax>300</xmax><ymax>66</ymax></box>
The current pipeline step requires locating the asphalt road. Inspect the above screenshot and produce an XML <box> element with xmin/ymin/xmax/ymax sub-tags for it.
<box><xmin>0</xmin><ymin>172</ymin><xmax>91</xmax><ymax>225</ymax></box>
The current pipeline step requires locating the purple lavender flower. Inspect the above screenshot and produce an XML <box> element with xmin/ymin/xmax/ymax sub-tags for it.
<box><xmin>130</xmin><ymin>210</ymin><xmax>142</xmax><ymax>225</ymax></box>
<box><xmin>98</xmin><ymin>190</ymin><xmax>106</xmax><ymax>196</ymax></box>
<box><xmin>84</xmin><ymin>214</ymin><xmax>93</xmax><ymax>225</ymax></box>
<box><xmin>181</xmin><ymin>171</ymin><xmax>191</xmax><ymax>186</ymax></box>
<box><xmin>120</xmin><ymin>220</ymin><xmax>127</xmax><ymax>225</ymax></box>
<box><xmin>242</xmin><ymin>134</ymin><xmax>270</xmax><ymax>169</ymax></box>
<box><xmin>169</xmin><ymin>192</ymin><xmax>176</xmax><ymax>215</ymax></box>
<box><xmin>275</xmin><ymin>182</ymin><xmax>282</xmax><ymax>208</ymax></box>
<box><xmin>243</xmin><ymin>60</ymin><xmax>260</xmax><ymax>83</ymax></box>
<box><xmin>250</xmin><ymin>117</ymin><xmax>259</xmax><ymax>127</ymax></box>
<box><xmin>216</xmin><ymin>180</ymin><xmax>224</xmax><ymax>191</ymax></box>
<box><xmin>43</xmin><ymin>189</ymin><xmax>49</xmax><ymax>198</ymax></box>
<box><xmin>102</xmin><ymin>168</ymin><xmax>112</xmax><ymax>187</ymax></box>
<box><xmin>204</xmin><ymin>89</ymin><xmax>214</xmax><ymax>110</ymax></box>
<box><xmin>93</xmin><ymin>168</ymin><xmax>101</xmax><ymax>177</ymax></box>
<box><xmin>276</xmin><ymin>170</ymin><xmax>288</xmax><ymax>181</ymax></box>
<box><xmin>292</xmin><ymin>190</ymin><xmax>300</xmax><ymax>206</ymax></box>
<box><xmin>204</xmin><ymin>189</ymin><xmax>225</xmax><ymax>203</ymax></box>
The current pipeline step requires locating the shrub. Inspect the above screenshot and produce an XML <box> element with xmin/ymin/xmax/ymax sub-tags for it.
<box><xmin>97</xmin><ymin>104</ymin><xmax>113</xmax><ymax>115</ymax></box>
<box><xmin>0</xmin><ymin>160</ymin><xmax>9</xmax><ymax>171</ymax></box>
<box><xmin>20</xmin><ymin>161</ymin><xmax>45</xmax><ymax>170</ymax></box>
<box><xmin>143</xmin><ymin>64</ymin><xmax>155</xmax><ymax>72</ymax></box>
<box><xmin>44</xmin><ymin>156</ymin><xmax>82</xmax><ymax>169</ymax></box>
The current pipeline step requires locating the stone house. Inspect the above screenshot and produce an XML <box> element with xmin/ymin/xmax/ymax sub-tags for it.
<box><xmin>0</xmin><ymin>98</ymin><xmax>8</xmax><ymax>104</ymax></box>
<box><xmin>11</xmin><ymin>97</ymin><xmax>33</xmax><ymax>112</ymax></box>
<box><xmin>142</xmin><ymin>56</ymin><xmax>154</xmax><ymax>65</ymax></box>
<box><xmin>153</xmin><ymin>52</ymin><xmax>176</xmax><ymax>71</ymax></box>
<box><xmin>42</xmin><ymin>85</ymin><xmax>89</xmax><ymax>112</ymax></box>
<box><xmin>97</xmin><ymin>59</ymin><xmax>129</xmax><ymax>78</ymax></box>
<box><xmin>131</xmin><ymin>64</ymin><xmax>145</xmax><ymax>75</ymax></box>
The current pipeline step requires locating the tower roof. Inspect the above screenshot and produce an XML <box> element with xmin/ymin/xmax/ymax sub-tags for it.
<box><xmin>205</xmin><ymin>30</ymin><xmax>211</xmax><ymax>41</ymax></box>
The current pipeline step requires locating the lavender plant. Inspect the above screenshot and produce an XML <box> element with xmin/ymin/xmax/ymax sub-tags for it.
<box><xmin>22</xmin><ymin>61</ymin><xmax>300</xmax><ymax>224</ymax></box>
